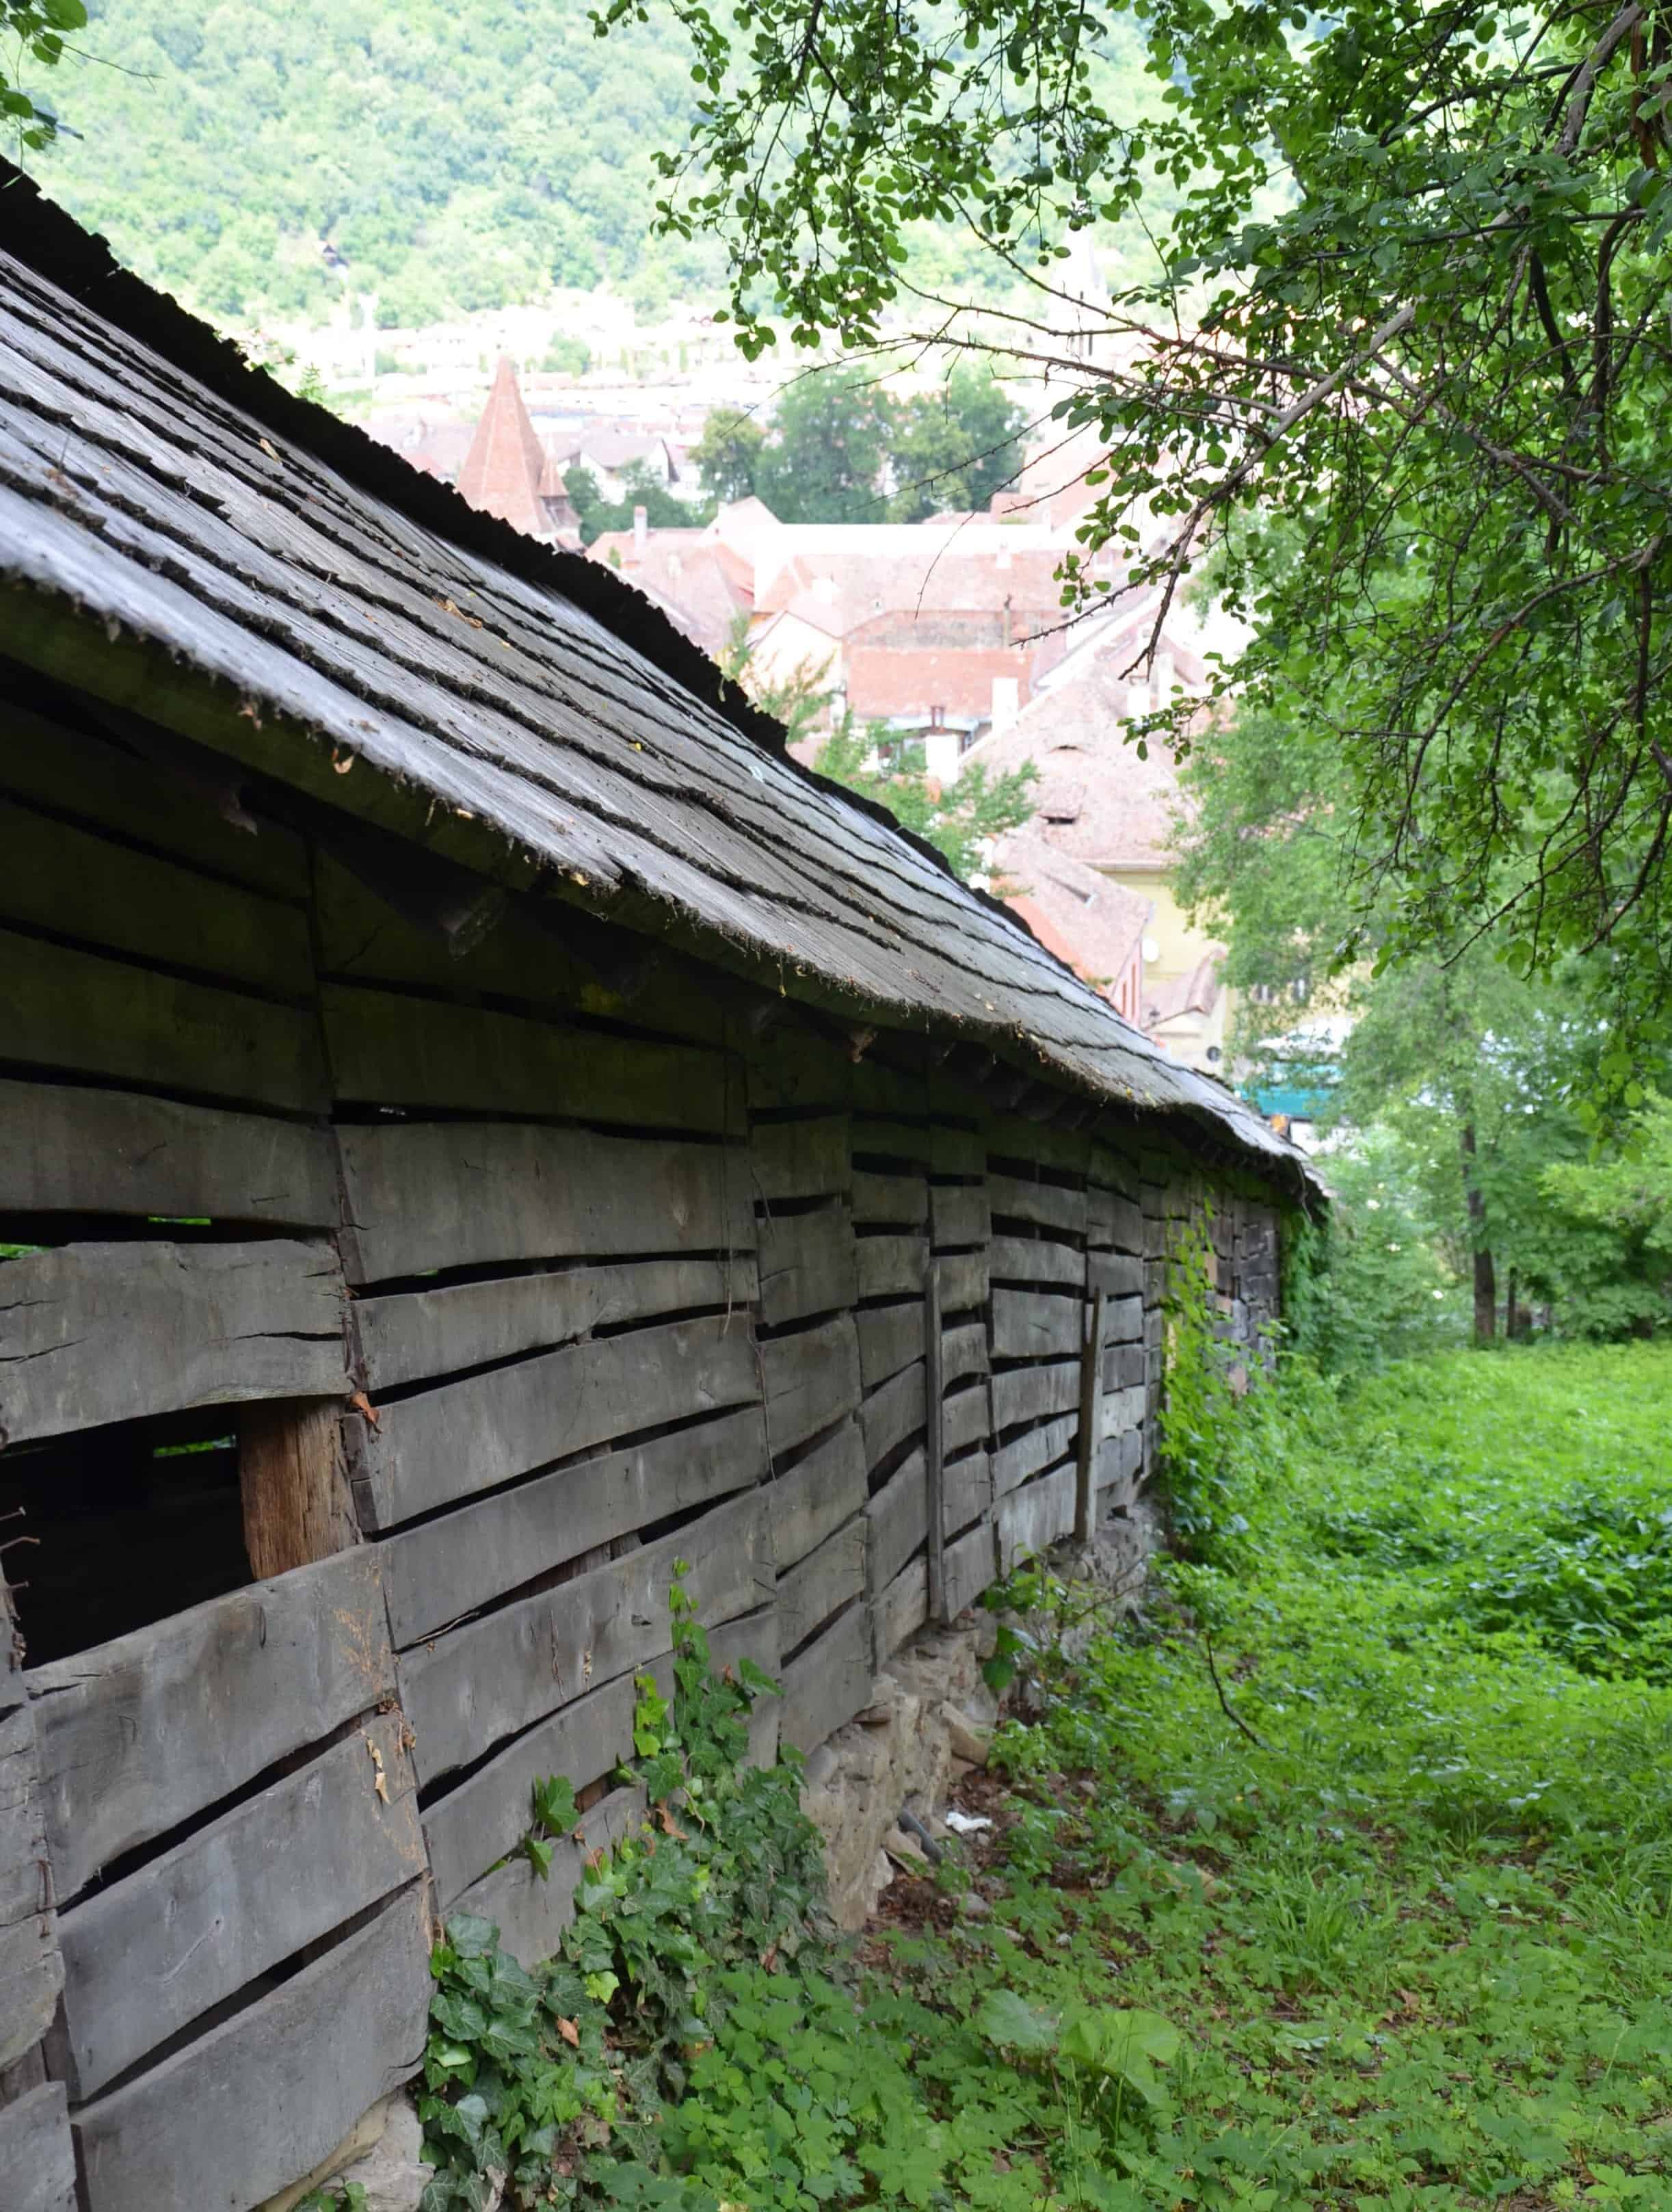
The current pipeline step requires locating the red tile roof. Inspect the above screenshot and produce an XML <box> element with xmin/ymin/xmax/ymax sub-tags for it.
<box><xmin>990</xmin><ymin>826</ymin><xmax>1151</xmax><ymax>1008</ymax></box>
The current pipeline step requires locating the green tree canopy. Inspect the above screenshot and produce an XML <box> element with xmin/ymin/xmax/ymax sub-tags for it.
<box><xmin>605</xmin><ymin>0</ymin><xmax>1672</xmax><ymax>1097</ymax></box>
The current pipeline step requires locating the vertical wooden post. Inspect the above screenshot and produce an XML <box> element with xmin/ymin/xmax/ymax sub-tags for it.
<box><xmin>924</xmin><ymin>1254</ymin><xmax>947</xmax><ymax>1624</ymax></box>
<box><xmin>1074</xmin><ymin>1288</ymin><xmax>1107</xmax><ymax>1544</ymax></box>
<box><xmin>239</xmin><ymin>1399</ymin><xmax>360</xmax><ymax>1580</ymax></box>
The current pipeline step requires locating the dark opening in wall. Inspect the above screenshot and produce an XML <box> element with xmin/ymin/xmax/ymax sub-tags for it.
<box><xmin>1</xmin><ymin>1406</ymin><xmax>251</xmax><ymax>1666</ymax></box>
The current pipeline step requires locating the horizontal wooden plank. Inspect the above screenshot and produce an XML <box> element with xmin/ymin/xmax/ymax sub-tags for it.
<box><xmin>860</xmin><ymin>1358</ymin><xmax>926</xmax><ymax>1470</ymax></box>
<box><xmin>943</xmin><ymin>1321</ymin><xmax>989</xmax><ymax>1387</ymax></box>
<box><xmin>0</xmin><ymin>794</ymin><xmax>314</xmax><ymax>997</ymax></box>
<box><xmin>992</xmin><ymin>1411</ymin><xmax>1078</xmax><ymax>1499</ymax></box>
<box><xmin>991</xmin><ymin>1287</ymin><xmax>1084</xmax><ymax>1362</ymax></box>
<box><xmin>0</xmin><ymin>704</ymin><xmax>308</xmax><ymax>900</ymax></box>
<box><xmin>986</xmin><ymin>1173</ymin><xmax>1087</xmax><ymax>1237</ymax></box>
<box><xmin>849</xmin><ymin>1116</ymin><xmax>932</xmax><ymax>1166</ymax></box>
<box><xmin>942</xmin><ymin>1377</ymin><xmax>991</xmax><ymax>1458</ymax></box>
<box><xmin>987</xmin><ymin>1119</ymin><xmax>1091</xmax><ymax>1176</ymax></box>
<box><xmin>742</xmin><ymin>1025</ymin><xmax>853</xmax><ymax>1115</ymax></box>
<box><xmin>778</xmin><ymin>1515</ymin><xmax>866</xmax><ymax>1658</ymax></box>
<box><xmin>0</xmin><ymin>1704</ymin><xmax>60</xmax><ymax>2073</ymax></box>
<box><xmin>424</xmin><ymin>1609</ymin><xmax>780</xmax><ymax>1912</ymax></box>
<box><xmin>73</xmin><ymin>1881</ymin><xmax>430</xmax><ymax>2212</ymax></box>
<box><xmin>354</xmin><ymin>1313</ymin><xmax>760</xmax><ymax>1529</ymax></box>
<box><xmin>761</xmin><ymin>1313</ymin><xmax>860</xmax><ymax>1458</ymax></box>
<box><xmin>750</xmin><ymin>1116</ymin><xmax>849</xmax><ymax>1202</ymax></box>
<box><xmin>385</xmin><ymin>1403</ymin><xmax>767</xmax><ymax>1646</ymax></box>
<box><xmin>1100</xmin><ymin>1384</ymin><xmax>1147</xmax><ymax>1440</ymax></box>
<box><xmin>29</xmin><ymin>1546</ymin><xmax>393</xmax><ymax>1900</ymax></box>
<box><xmin>0</xmin><ymin>1238</ymin><xmax>347</xmax><ymax>1445</ymax></box>
<box><xmin>340</xmin><ymin>1119</ymin><xmax>753</xmax><ymax>1285</ymax></box>
<box><xmin>58</xmin><ymin>1709</ymin><xmax>424</xmax><ymax>2099</ymax></box>
<box><xmin>780</xmin><ymin>1600</ymin><xmax>871</xmax><ymax>1754</ymax></box>
<box><xmin>452</xmin><ymin>1782</ymin><xmax>649</xmax><ymax>1973</ymax></box>
<box><xmin>0</xmin><ymin>1078</ymin><xmax>336</xmax><ymax>1226</ymax></box>
<box><xmin>931</xmin><ymin>1182</ymin><xmax>990</xmax><ymax>1249</ymax></box>
<box><xmin>357</xmin><ymin>1253</ymin><xmax>759</xmax><ymax>1392</ymax></box>
<box><xmin>988</xmin><ymin>1234</ymin><xmax>1085</xmax><ymax>1289</ymax></box>
<box><xmin>1087</xmin><ymin>1144</ymin><xmax>1140</xmax><ymax>1204</ymax></box>
<box><xmin>0</xmin><ymin>2080</ymin><xmax>77</xmax><ymax>2212</ymax></box>
<box><xmin>865</xmin><ymin>1449</ymin><xmax>928</xmax><ymax>1598</ymax></box>
<box><xmin>399</xmin><ymin>1490</ymin><xmax>771</xmax><ymax>1786</ymax></box>
<box><xmin>857</xmin><ymin>1298</ymin><xmax>925</xmax><ymax>1391</ymax></box>
<box><xmin>935</xmin><ymin>1248</ymin><xmax>988</xmax><ymax>1315</ymax></box>
<box><xmin>766</xmin><ymin>1417</ymin><xmax>868</xmax><ymax>1574</ymax></box>
<box><xmin>1</xmin><ymin>925</ymin><xmax>328</xmax><ymax>1111</ymax></box>
<box><xmin>1102</xmin><ymin>1341</ymin><xmax>1146</xmax><ymax>1393</ymax></box>
<box><xmin>872</xmin><ymin>1555</ymin><xmax>927</xmax><ymax>1666</ymax></box>
<box><xmin>321</xmin><ymin>982</ymin><xmax>742</xmax><ymax>1133</ymax></box>
<box><xmin>1088</xmin><ymin>1190</ymin><xmax>1145</xmax><ymax>1254</ymax></box>
<box><xmin>943</xmin><ymin>1447</ymin><xmax>992</xmax><ymax>1538</ymax></box>
<box><xmin>851</xmin><ymin>1169</ymin><xmax>928</xmax><ymax>1228</ymax></box>
<box><xmin>997</xmin><ymin>1462</ymin><xmax>1078</xmax><ymax>1573</ymax></box>
<box><xmin>1104</xmin><ymin>1293</ymin><xmax>1146</xmax><ymax>1344</ymax></box>
<box><xmin>756</xmin><ymin>1201</ymin><xmax>858</xmax><ymax>1328</ymax></box>
<box><xmin>855</xmin><ymin>1232</ymin><xmax>926</xmax><ymax>1302</ymax></box>
<box><xmin>943</xmin><ymin>1520</ymin><xmax>994</xmax><ymax>1618</ymax></box>
<box><xmin>929</xmin><ymin>1126</ymin><xmax>985</xmax><ymax>1177</ymax></box>
<box><xmin>425</xmin><ymin>1670</ymin><xmax>640</xmax><ymax>1912</ymax></box>
<box><xmin>991</xmin><ymin>1356</ymin><xmax>1080</xmax><ymax>1432</ymax></box>
<box><xmin>313</xmin><ymin>849</ymin><xmax>726</xmax><ymax>1048</ymax></box>
<box><xmin>1089</xmin><ymin>1250</ymin><xmax>1145</xmax><ymax>1300</ymax></box>
<box><xmin>1097</xmin><ymin>1427</ymin><xmax>1145</xmax><ymax>1499</ymax></box>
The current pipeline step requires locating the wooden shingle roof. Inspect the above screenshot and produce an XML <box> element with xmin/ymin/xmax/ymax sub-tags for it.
<box><xmin>0</xmin><ymin>169</ymin><xmax>1307</xmax><ymax>1185</ymax></box>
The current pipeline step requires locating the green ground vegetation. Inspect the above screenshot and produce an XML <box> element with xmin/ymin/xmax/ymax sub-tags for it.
<box><xmin>415</xmin><ymin>1337</ymin><xmax>1672</xmax><ymax>2212</ymax></box>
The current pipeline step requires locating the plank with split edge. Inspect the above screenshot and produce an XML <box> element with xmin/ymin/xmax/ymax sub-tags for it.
<box><xmin>943</xmin><ymin>1449</ymin><xmax>992</xmax><ymax>1538</ymax></box>
<box><xmin>1</xmin><ymin>925</ymin><xmax>328</xmax><ymax>1111</ymax></box>
<box><xmin>0</xmin><ymin>1238</ymin><xmax>348</xmax><ymax>1445</ymax></box>
<box><xmin>943</xmin><ymin>1322</ymin><xmax>989</xmax><ymax>1386</ymax></box>
<box><xmin>943</xmin><ymin>1520</ymin><xmax>994</xmax><ymax>1618</ymax></box>
<box><xmin>861</xmin><ymin>1359</ymin><xmax>926</xmax><ymax>1470</ymax></box>
<box><xmin>385</xmin><ymin>1403</ymin><xmax>768</xmax><ymax>1646</ymax></box>
<box><xmin>857</xmin><ymin>1299</ymin><xmax>926</xmax><ymax>1391</ymax></box>
<box><xmin>57</xmin><ymin>1709</ymin><xmax>425</xmax><ymax>2101</ymax></box>
<box><xmin>872</xmin><ymin>1556</ymin><xmax>927</xmax><ymax>1668</ymax></box>
<box><xmin>353</xmin><ymin>1313</ymin><xmax>760</xmax><ymax>1529</ymax></box>
<box><xmin>424</xmin><ymin>1609</ymin><xmax>779</xmax><ymax>1912</ymax></box>
<box><xmin>778</xmin><ymin>1516</ymin><xmax>866</xmax><ymax>1658</ymax></box>
<box><xmin>765</xmin><ymin>1417</ymin><xmax>867</xmax><ymax>1573</ymax></box>
<box><xmin>0</xmin><ymin>794</ymin><xmax>315</xmax><ymax>997</ymax></box>
<box><xmin>997</xmin><ymin>1462</ymin><xmax>1077</xmax><ymax>1573</ymax></box>
<box><xmin>398</xmin><ymin>1490</ymin><xmax>772</xmax><ymax>1786</ymax></box>
<box><xmin>453</xmin><ymin>1783</ymin><xmax>649</xmax><ymax>1973</ymax></box>
<box><xmin>337</xmin><ymin>1120</ymin><xmax>754</xmax><ymax>1286</ymax></box>
<box><xmin>992</xmin><ymin>1412</ymin><xmax>1077</xmax><ymax>1499</ymax></box>
<box><xmin>986</xmin><ymin>1174</ymin><xmax>1087</xmax><ymax>1237</ymax></box>
<box><xmin>29</xmin><ymin>1546</ymin><xmax>393</xmax><ymax>1901</ymax></box>
<box><xmin>0</xmin><ymin>702</ymin><xmax>309</xmax><ymax>900</ymax></box>
<box><xmin>761</xmin><ymin>1314</ymin><xmax>860</xmax><ymax>1458</ymax></box>
<box><xmin>992</xmin><ymin>1357</ymin><xmax>1080</xmax><ymax>1432</ymax></box>
<box><xmin>942</xmin><ymin>1380</ymin><xmax>991</xmax><ymax>1458</ymax></box>
<box><xmin>756</xmin><ymin>1202</ymin><xmax>857</xmax><ymax>1329</ymax></box>
<box><xmin>321</xmin><ymin>981</ymin><xmax>743</xmax><ymax>1134</ymax></box>
<box><xmin>749</xmin><ymin>1115</ymin><xmax>849</xmax><ymax>1202</ymax></box>
<box><xmin>992</xmin><ymin>1287</ymin><xmax>1085</xmax><ymax>1362</ymax></box>
<box><xmin>855</xmin><ymin>1233</ymin><xmax>927</xmax><ymax>1302</ymax></box>
<box><xmin>0</xmin><ymin>2081</ymin><xmax>77</xmax><ymax>2212</ymax></box>
<box><xmin>0</xmin><ymin>1704</ymin><xmax>60</xmax><ymax>2073</ymax></box>
<box><xmin>780</xmin><ymin>1601</ymin><xmax>871</xmax><ymax>1754</ymax></box>
<box><xmin>865</xmin><ymin>1449</ymin><xmax>928</xmax><ymax>1599</ymax></box>
<box><xmin>987</xmin><ymin>1235</ymin><xmax>1085</xmax><ymax>1289</ymax></box>
<box><xmin>358</xmin><ymin>1252</ymin><xmax>759</xmax><ymax>1391</ymax></box>
<box><xmin>0</xmin><ymin>1078</ymin><xmax>336</xmax><ymax>1224</ymax></box>
<box><xmin>72</xmin><ymin>1882</ymin><xmax>430</xmax><ymax>2212</ymax></box>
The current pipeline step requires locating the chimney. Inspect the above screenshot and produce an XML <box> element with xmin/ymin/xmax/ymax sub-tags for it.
<box><xmin>1001</xmin><ymin>592</ymin><xmax>1013</xmax><ymax>648</ymax></box>
<box><xmin>992</xmin><ymin>676</ymin><xmax>1019</xmax><ymax>733</ymax></box>
<box><xmin>633</xmin><ymin>505</ymin><xmax>648</xmax><ymax>559</ymax></box>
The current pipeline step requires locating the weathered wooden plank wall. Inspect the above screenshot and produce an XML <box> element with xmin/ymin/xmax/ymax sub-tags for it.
<box><xmin>0</xmin><ymin>685</ymin><xmax>1290</xmax><ymax>2212</ymax></box>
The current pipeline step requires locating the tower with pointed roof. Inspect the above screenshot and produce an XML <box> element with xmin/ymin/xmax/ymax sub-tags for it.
<box><xmin>455</xmin><ymin>356</ymin><xmax>573</xmax><ymax>542</ymax></box>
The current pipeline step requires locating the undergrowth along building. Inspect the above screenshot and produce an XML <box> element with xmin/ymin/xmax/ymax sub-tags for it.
<box><xmin>0</xmin><ymin>169</ymin><xmax>1314</xmax><ymax>2212</ymax></box>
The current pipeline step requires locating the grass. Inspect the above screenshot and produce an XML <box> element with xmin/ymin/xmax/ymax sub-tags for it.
<box><xmin>856</xmin><ymin>1343</ymin><xmax>1672</xmax><ymax>2212</ymax></box>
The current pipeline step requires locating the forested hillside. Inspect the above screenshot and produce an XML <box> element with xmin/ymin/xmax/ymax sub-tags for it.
<box><xmin>38</xmin><ymin>0</ymin><xmax>728</xmax><ymax>324</ymax></box>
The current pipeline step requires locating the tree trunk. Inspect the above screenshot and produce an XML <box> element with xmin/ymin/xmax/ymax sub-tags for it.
<box><xmin>1505</xmin><ymin>1268</ymin><xmax>1518</xmax><ymax>1340</ymax></box>
<box><xmin>1460</xmin><ymin>1120</ymin><xmax>1496</xmax><ymax>1344</ymax></box>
